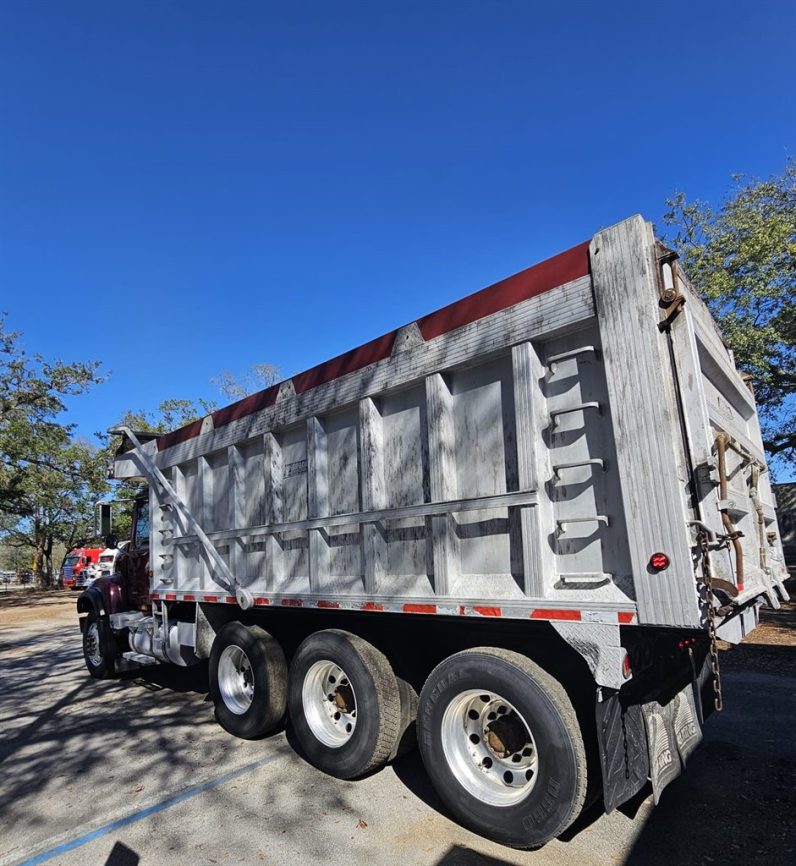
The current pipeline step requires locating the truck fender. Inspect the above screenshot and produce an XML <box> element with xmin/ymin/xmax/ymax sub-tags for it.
<box><xmin>76</xmin><ymin>587</ymin><xmax>106</xmax><ymax>632</ymax></box>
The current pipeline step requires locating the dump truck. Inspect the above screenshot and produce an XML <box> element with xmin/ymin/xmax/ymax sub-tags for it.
<box><xmin>78</xmin><ymin>215</ymin><xmax>789</xmax><ymax>848</ymax></box>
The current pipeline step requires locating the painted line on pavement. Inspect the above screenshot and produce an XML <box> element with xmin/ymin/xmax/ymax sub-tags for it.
<box><xmin>13</xmin><ymin>753</ymin><xmax>286</xmax><ymax>866</ymax></box>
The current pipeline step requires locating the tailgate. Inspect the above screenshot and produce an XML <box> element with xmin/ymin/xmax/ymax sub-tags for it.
<box><xmin>667</xmin><ymin>272</ymin><xmax>789</xmax><ymax>609</ymax></box>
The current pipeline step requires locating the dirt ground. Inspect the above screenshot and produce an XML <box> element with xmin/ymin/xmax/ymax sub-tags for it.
<box><xmin>0</xmin><ymin>589</ymin><xmax>77</xmax><ymax>627</ymax></box>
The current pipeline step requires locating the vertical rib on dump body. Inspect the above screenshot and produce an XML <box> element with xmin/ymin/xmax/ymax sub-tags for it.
<box><xmin>112</xmin><ymin>215</ymin><xmax>788</xmax><ymax>635</ymax></box>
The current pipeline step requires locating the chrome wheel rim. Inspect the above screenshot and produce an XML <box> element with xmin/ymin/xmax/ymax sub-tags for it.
<box><xmin>85</xmin><ymin>622</ymin><xmax>102</xmax><ymax>666</ymax></box>
<box><xmin>218</xmin><ymin>645</ymin><xmax>254</xmax><ymax>715</ymax></box>
<box><xmin>441</xmin><ymin>689</ymin><xmax>538</xmax><ymax>806</ymax></box>
<box><xmin>302</xmin><ymin>660</ymin><xmax>357</xmax><ymax>748</ymax></box>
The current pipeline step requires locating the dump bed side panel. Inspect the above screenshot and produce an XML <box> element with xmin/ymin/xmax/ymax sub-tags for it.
<box><xmin>115</xmin><ymin>215</ymin><xmax>783</xmax><ymax>630</ymax></box>
<box><xmin>133</xmin><ymin>268</ymin><xmax>641</xmax><ymax>622</ymax></box>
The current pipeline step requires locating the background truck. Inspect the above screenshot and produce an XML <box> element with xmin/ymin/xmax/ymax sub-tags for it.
<box><xmin>78</xmin><ymin>215</ymin><xmax>789</xmax><ymax>849</ymax></box>
<box><xmin>61</xmin><ymin>547</ymin><xmax>102</xmax><ymax>590</ymax></box>
<box><xmin>85</xmin><ymin>543</ymin><xmax>127</xmax><ymax>582</ymax></box>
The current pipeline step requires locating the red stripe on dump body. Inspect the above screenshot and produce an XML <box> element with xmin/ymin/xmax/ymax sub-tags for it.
<box><xmin>183</xmin><ymin>594</ymin><xmax>196</xmax><ymax>601</ymax></box>
<box><xmin>211</xmin><ymin>384</ymin><xmax>280</xmax><ymax>429</ymax></box>
<box><xmin>530</xmin><ymin>608</ymin><xmax>582</xmax><ymax>621</ymax></box>
<box><xmin>417</xmin><ymin>241</ymin><xmax>590</xmax><ymax>340</ymax></box>
<box><xmin>360</xmin><ymin>602</ymin><xmax>384</xmax><ymax>611</ymax></box>
<box><xmin>281</xmin><ymin>598</ymin><xmax>303</xmax><ymax>607</ymax></box>
<box><xmin>204</xmin><ymin>595</ymin><xmax>218</xmax><ymax>603</ymax></box>
<box><xmin>472</xmin><ymin>606</ymin><xmax>502</xmax><ymax>617</ymax></box>
<box><xmin>291</xmin><ymin>332</ymin><xmax>397</xmax><ymax>395</ymax></box>
<box><xmin>254</xmin><ymin>597</ymin><xmax>270</xmax><ymax>606</ymax></box>
<box><xmin>165</xmin><ymin>594</ymin><xmax>176</xmax><ymax>601</ymax></box>
<box><xmin>403</xmin><ymin>603</ymin><xmax>437</xmax><ymax>614</ymax></box>
<box><xmin>156</xmin><ymin>418</ymin><xmax>204</xmax><ymax>452</ymax></box>
<box><xmin>154</xmin><ymin>239</ymin><xmax>592</xmax><ymax>451</ymax></box>
<box><xmin>317</xmin><ymin>600</ymin><xmax>340</xmax><ymax>609</ymax></box>
<box><xmin>617</xmin><ymin>611</ymin><xmax>635</xmax><ymax>624</ymax></box>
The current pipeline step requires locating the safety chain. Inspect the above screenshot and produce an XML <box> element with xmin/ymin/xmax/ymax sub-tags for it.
<box><xmin>697</xmin><ymin>529</ymin><xmax>723</xmax><ymax>712</ymax></box>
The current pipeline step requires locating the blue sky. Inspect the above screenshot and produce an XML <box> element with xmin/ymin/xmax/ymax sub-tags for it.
<box><xmin>1</xmin><ymin>2</ymin><xmax>794</xmax><ymax>451</ymax></box>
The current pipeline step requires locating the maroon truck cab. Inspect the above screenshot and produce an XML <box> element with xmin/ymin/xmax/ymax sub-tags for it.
<box><xmin>78</xmin><ymin>497</ymin><xmax>151</xmax><ymax>617</ymax></box>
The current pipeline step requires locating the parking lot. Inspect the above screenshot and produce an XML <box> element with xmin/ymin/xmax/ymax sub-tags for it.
<box><xmin>1</xmin><ymin>591</ymin><xmax>793</xmax><ymax>866</ymax></box>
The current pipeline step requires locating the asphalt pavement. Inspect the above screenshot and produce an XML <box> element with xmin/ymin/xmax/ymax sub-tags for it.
<box><xmin>0</xmin><ymin>604</ymin><xmax>793</xmax><ymax>866</ymax></box>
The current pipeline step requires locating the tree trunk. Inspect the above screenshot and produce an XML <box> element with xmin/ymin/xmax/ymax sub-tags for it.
<box><xmin>32</xmin><ymin>515</ymin><xmax>47</xmax><ymax>588</ymax></box>
<box><xmin>44</xmin><ymin>535</ymin><xmax>54</xmax><ymax>587</ymax></box>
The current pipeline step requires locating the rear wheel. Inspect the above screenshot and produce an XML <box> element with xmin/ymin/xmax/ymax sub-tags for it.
<box><xmin>417</xmin><ymin>648</ymin><xmax>587</xmax><ymax>848</ymax></box>
<box><xmin>209</xmin><ymin>622</ymin><xmax>287</xmax><ymax>739</ymax></box>
<box><xmin>288</xmin><ymin>629</ymin><xmax>401</xmax><ymax>779</ymax></box>
<box><xmin>82</xmin><ymin>612</ymin><xmax>117</xmax><ymax>679</ymax></box>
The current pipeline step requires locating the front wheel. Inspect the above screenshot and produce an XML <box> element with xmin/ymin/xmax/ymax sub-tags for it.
<box><xmin>417</xmin><ymin>648</ymin><xmax>587</xmax><ymax>848</ymax></box>
<box><xmin>82</xmin><ymin>612</ymin><xmax>117</xmax><ymax>679</ymax></box>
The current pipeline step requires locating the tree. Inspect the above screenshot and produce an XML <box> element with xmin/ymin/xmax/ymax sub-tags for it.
<box><xmin>0</xmin><ymin>316</ymin><xmax>106</xmax><ymax>582</ymax></box>
<box><xmin>0</xmin><ymin>438</ymin><xmax>110</xmax><ymax>583</ymax></box>
<box><xmin>664</xmin><ymin>160</ymin><xmax>796</xmax><ymax>472</ymax></box>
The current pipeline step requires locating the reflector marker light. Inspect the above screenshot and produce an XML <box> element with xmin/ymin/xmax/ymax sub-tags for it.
<box><xmin>649</xmin><ymin>552</ymin><xmax>670</xmax><ymax>571</ymax></box>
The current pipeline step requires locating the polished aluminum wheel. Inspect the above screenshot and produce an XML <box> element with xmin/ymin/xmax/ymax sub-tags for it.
<box><xmin>84</xmin><ymin>622</ymin><xmax>102</xmax><ymax>666</ymax></box>
<box><xmin>441</xmin><ymin>689</ymin><xmax>538</xmax><ymax>806</ymax></box>
<box><xmin>217</xmin><ymin>645</ymin><xmax>254</xmax><ymax>715</ymax></box>
<box><xmin>302</xmin><ymin>660</ymin><xmax>357</xmax><ymax>748</ymax></box>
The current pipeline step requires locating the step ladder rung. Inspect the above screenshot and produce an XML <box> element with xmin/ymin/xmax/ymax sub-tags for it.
<box><xmin>555</xmin><ymin>515</ymin><xmax>609</xmax><ymax>536</ymax></box>
<box><xmin>546</xmin><ymin>346</ymin><xmax>597</xmax><ymax>371</ymax></box>
<box><xmin>552</xmin><ymin>459</ymin><xmax>605</xmax><ymax>479</ymax></box>
<box><xmin>550</xmin><ymin>402</ymin><xmax>601</xmax><ymax>428</ymax></box>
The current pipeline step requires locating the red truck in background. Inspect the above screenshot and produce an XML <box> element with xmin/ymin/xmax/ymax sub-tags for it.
<box><xmin>61</xmin><ymin>548</ymin><xmax>103</xmax><ymax>590</ymax></box>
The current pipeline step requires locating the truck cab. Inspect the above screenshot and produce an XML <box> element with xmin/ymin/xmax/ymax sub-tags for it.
<box><xmin>61</xmin><ymin>548</ymin><xmax>102</xmax><ymax>590</ymax></box>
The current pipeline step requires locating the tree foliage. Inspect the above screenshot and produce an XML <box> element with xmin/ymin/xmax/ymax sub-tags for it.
<box><xmin>664</xmin><ymin>161</ymin><xmax>796</xmax><ymax>471</ymax></box>
<box><xmin>0</xmin><ymin>316</ymin><xmax>107</xmax><ymax>581</ymax></box>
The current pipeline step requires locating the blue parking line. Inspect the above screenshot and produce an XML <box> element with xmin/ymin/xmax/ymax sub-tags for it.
<box><xmin>17</xmin><ymin>754</ymin><xmax>284</xmax><ymax>866</ymax></box>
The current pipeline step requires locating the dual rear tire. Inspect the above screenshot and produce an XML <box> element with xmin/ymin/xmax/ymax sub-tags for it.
<box><xmin>209</xmin><ymin>627</ymin><xmax>586</xmax><ymax>848</ymax></box>
<box><xmin>209</xmin><ymin>626</ymin><xmax>404</xmax><ymax>779</ymax></box>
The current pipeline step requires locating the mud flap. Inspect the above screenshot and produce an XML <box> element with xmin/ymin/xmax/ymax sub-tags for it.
<box><xmin>642</xmin><ymin>684</ymin><xmax>703</xmax><ymax>803</ymax></box>
<box><xmin>596</xmin><ymin>694</ymin><xmax>649</xmax><ymax>813</ymax></box>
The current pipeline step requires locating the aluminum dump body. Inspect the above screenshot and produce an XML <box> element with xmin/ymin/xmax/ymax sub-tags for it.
<box><xmin>113</xmin><ymin>215</ymin><xmax>788</xmax><ymax>632</ymax></box>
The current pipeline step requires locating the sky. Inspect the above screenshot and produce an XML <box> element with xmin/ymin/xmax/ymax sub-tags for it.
<box><xmin>1</xmin><ymin>1</ymin><xmax>794</xmax><ymax>451</ymax></box>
